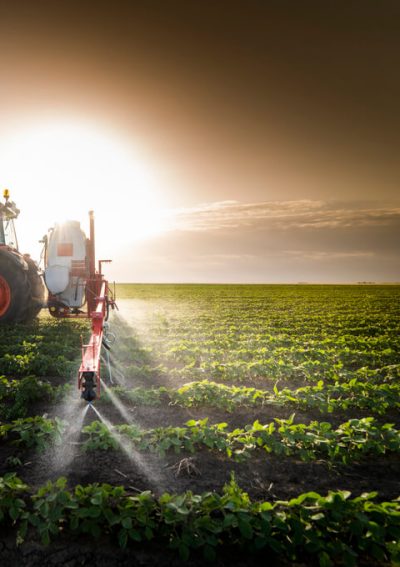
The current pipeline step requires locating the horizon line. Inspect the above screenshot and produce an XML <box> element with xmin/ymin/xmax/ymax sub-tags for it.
<box><xmin>114</xmin><ymin>281</ymin><xmax>400</xmax><ymax>286</ymax></box>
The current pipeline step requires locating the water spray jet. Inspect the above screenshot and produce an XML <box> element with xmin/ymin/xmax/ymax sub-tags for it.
<box><xmin>38</xmin><ymin>395</ymin><xmax>91</xmax><ymax>477</ymax></box>
<box><xmin>87</xmin><ymin>403</ymin><xmax>163</xmax><ymax>489</ymax></box>
<box><xmin>100</xmin><ymin>378</ymin><xmax>134</xmax><ymax>423</ymax></box>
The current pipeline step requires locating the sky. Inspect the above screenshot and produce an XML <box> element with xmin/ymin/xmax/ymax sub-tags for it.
<box><xmin>0</xmin><ymin>0</ymin><xmax>399</xmax><ymax>282</ymax></box>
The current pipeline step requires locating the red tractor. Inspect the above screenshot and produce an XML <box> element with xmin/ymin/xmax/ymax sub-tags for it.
<box><xmin>0</xmin><ymin>189</ymin><xmax>117</xmax><ymax>402</ymax></box>
<box><xmin>0</xmin><ymin>189</ymin><xmax>45</xmax><ymax>323</ymax></box>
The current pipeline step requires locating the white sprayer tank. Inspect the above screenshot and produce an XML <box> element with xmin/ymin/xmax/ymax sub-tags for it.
<box><xmin>44</xmin><ymin>221</ymin><xmax>89</xmax><ymax>308</ymax></box>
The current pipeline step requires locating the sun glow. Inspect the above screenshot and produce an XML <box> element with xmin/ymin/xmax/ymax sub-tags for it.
<box><xmin>0</xmin><ymin>118</ymin><xmax>167</xmax><ymax>259</ymax></box>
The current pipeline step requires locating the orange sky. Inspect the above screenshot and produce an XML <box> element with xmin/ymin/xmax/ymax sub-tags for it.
<box><xmin>0</xmin><ymin>0</ymin><xmax>399</xmax><ymax>282</ymax></box>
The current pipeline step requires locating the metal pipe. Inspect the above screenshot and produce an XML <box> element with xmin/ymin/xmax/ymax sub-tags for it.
<box><xmin>0</xmin><ymin>213</ymin><xmax>5</xmax><ymax>245</ymax></box>
<box><xmin>88</xmin><ymin>210</ymin><xmax>96</xmax><ymax>277</ymax></box>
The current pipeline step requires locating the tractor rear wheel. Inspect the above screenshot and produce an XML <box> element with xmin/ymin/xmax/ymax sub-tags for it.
<box><xmin>0</xmin><ymin>253</ymin><xmax>44</xmax><ymax>323</ymax></box>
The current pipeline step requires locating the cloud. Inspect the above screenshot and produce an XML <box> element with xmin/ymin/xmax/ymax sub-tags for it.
<box><xmin>282</xmin><ymin>250</ymin><xmax>375</xmax><ymax>260</ymax></box>
<box><xmin>166</xmin><ymin>199</ymin><xmax>400</xmax><ymax>232</ymax></box>
<box><xmin>113</xmin><ymin>199</ymin><xmax>400</xmax><ymax>282</ymax></box>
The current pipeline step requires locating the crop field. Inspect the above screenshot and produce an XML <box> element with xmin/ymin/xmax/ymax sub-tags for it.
<box><xmin>0</xmin><ymin>284</ymin><xmax>399</xmax><ymax>566</ymax></box>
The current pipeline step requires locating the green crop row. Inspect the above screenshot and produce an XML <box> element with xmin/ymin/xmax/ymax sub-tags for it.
<box><xmin>112</xmin><ymin>285</ymin><xmax>400</xmax><ymax>387</ymax></box>
<box><xmin>0</xmin><ymin>416</ymin><xmax>66</xmax><ymax>451</ymax></box>
<box><xmin>0</xmin><ymin>376</ymin><xmax>71</xmax><ymax>419</ymax></box>
<box><xmin>103</xmin><ymin>378</ymin><xmax>400</xmax><ymax>415</ymax></box>
<box><xmin>119</xmin><ymin>341</ymin><xmax>399</xmax><ymax>386</ymax></box>
<box><xmin>82</xmin><ymin>416</ymin><xmax>400</xmax><ymax>464</ymax></box>
<box><xmin>1</xmin><ymin>286</ymin><xmax>399</xmax><ymax>390</ymax></box>
<box><xmin>1</xmin><ymin>473</ymin><xmax>399</xmax><ymax>566</ymax></box>
<box><xmin>163</xmin><ymin>344</ymin><xmax>399</xmax><ymax>384</ymax></box>
<box><xmin>0</xmin><ymin>319</ymin><xmax>89</xmax><ymax>377</ymax></box>
<box><xmin>5</xmin><ymin>413</ymin><xmax>395</xmax><ymax>465</ymax></box>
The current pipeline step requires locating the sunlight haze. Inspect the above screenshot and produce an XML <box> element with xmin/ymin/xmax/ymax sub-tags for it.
<box><xmin>0</xmin><ymin>0</ymin><xmax>399</xmax><ymax>282</ymax></box>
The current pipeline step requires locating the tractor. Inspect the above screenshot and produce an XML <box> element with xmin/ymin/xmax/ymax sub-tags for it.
<box><xmin>0</xmin><ymin>189</ymin><xmax>117</xmax><ymax>401</ymax></box>
<box><xmin>0</xmin><ymin>189</ymin><xmax>45</xmax><ymax>323</ymax></box>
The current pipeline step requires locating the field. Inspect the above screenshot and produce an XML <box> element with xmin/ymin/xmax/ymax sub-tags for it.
<box><xmin>0</xmin><ymin>284</ymin><xmax>399</xmax><ymax>566</ymax></box>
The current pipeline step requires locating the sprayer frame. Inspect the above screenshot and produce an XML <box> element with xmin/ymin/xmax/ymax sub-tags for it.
<box><xmin>45</xmin><ymin>211</ymin><xmax>116</xmax><ymax>401</ymax></box>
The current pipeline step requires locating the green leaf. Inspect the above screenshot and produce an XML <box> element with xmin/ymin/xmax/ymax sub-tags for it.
<box><xmin>90</xmin><ymin>523</ymin><xmax>101</xmax><ymax>538</ymax></box>
<box><xmin>121</xmin><ymin>517</ymin><xmax>132</xmax><ymax>529</ymax></box>
<box><xmin>87</xmin><ymin>507</ymin><xmax>102</xmax><ymax>518</ymax></box>
<box><xmin>319</xmin><ymin>551</ymin><xmax>333</xmax><ymax>567</ymax></box>
<box><xmin>40</xmin><ymin>529</ymin><xmax>50</xmax><ymax>546</ymax></box>
<box><xmin>129</xmin><ymin>529</ymin><xmax>142</xmax><ymax>542</ymax></box>
<box><xmin>203</xmin><ymin>544</ymin><xmax>216</xmax><ymax>561</ymax></box>
<box><xmin>238</xmin><ymin>517</ymin><xmax>253</xmax><ymax>539</ymax></box>
<box><xmin>118</xmin><ymin>529</ymin><xmax>128</xmax><ymax>548</ymax></box>
<box><xmin>178</xmin><ymin>542</ymin><xmax>190</xmax><ymax>560</ymax></box>
<box><xmin>9</xmin><ymin>506</ymin><xmax>20</xmax><ymax>521</ymax></box>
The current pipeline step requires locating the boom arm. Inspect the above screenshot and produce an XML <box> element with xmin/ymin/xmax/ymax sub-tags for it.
<box><xmin>78</xmin><ymin>279</ymin><xmax>116</xmax><ymax>401</ymax></box>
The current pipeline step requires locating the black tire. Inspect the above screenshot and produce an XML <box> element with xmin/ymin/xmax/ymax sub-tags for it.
<box><xmin>0</xmin><ymin>252</ymin><xmax>32</xmax><ymax>323</ymax></box>
<box><xmin>24</xmin><ymin>256</ymin><xmax>45</xmax><ymax>320</ymax></box>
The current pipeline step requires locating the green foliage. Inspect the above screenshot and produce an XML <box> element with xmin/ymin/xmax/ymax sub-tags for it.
<box><xmin>0</xmin><ymin>416</ymin><xmax>66</xmax><ymax>451</ymax></box>
<box><xmin>173</xmin><ymin>379</ymin><xmax>400</xmax><ymax>415</ymax></box>
<box><xmin>275</xmin><ymin>379</ymin><xmax>400</xmax><ymax>414</ymax></box>
<box><xmin>113</xmin><ymin>284</ymin><xmax>400</xmax><ymax>387</ymax></box>
<box><xmin>103</xmin><ymin>377</ymin><xmax>400</xmax><ymax>416</ymax></box>
<box><xmin>1</xmin><ymin>285</ymin><xmax>399</xmax><ymax>564</ymax></box>
<box><xmin>108</xmin><ymin>285</ymin><xmax>400</xmax><ymax>430</ymax></box>
<box><xmin>0</xmin><ymin>473</ymin><xmax>28</xmax><ymax>525</ymax></box>
<box><xmin>1</xmin><ymin>474</ymin><xmax>399</xmax><ymax>565</ymax></box>
<box><xmin>0</xmin><ymin>375</ymin><xmax>71</xmax><ymax>419</ymax></box>
<box><xmin>0</xmin><ymin>319</ymin><xmax>89</xmax><ymax>378</ymax></box>
<box><xmin>28</xmin><ymin>477</ymin><xmax>76</xmax><ymax>545</ymax></box>
<box><xmin>82</xmin><ymin>421</ymin><xmax>118</xmax><ymax>451</ymax></box>
<box><xmin>5</xmin><ymin>455</ymin><xmax>22</xmax><ymax>467</ymax></box>
<box><xmin>79</xmin><ymin>417</ymin><xmax>400</xmax><ymax>464</ymax></box>
<box><xmin>173</xmin><ymin>380</ymin><xmax>266</xmax><ymax>411</ymax></box>
<box><xmin>70</xmin><ymin>483</ymin><xmax>156</xmax><ymax>545</ymax></box>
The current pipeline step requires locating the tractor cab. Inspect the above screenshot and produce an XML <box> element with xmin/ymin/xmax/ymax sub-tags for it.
<box><xmin>0</xmin><ymin>189</ymin><xmax>19</xmax><ymax>249</ymax></box>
